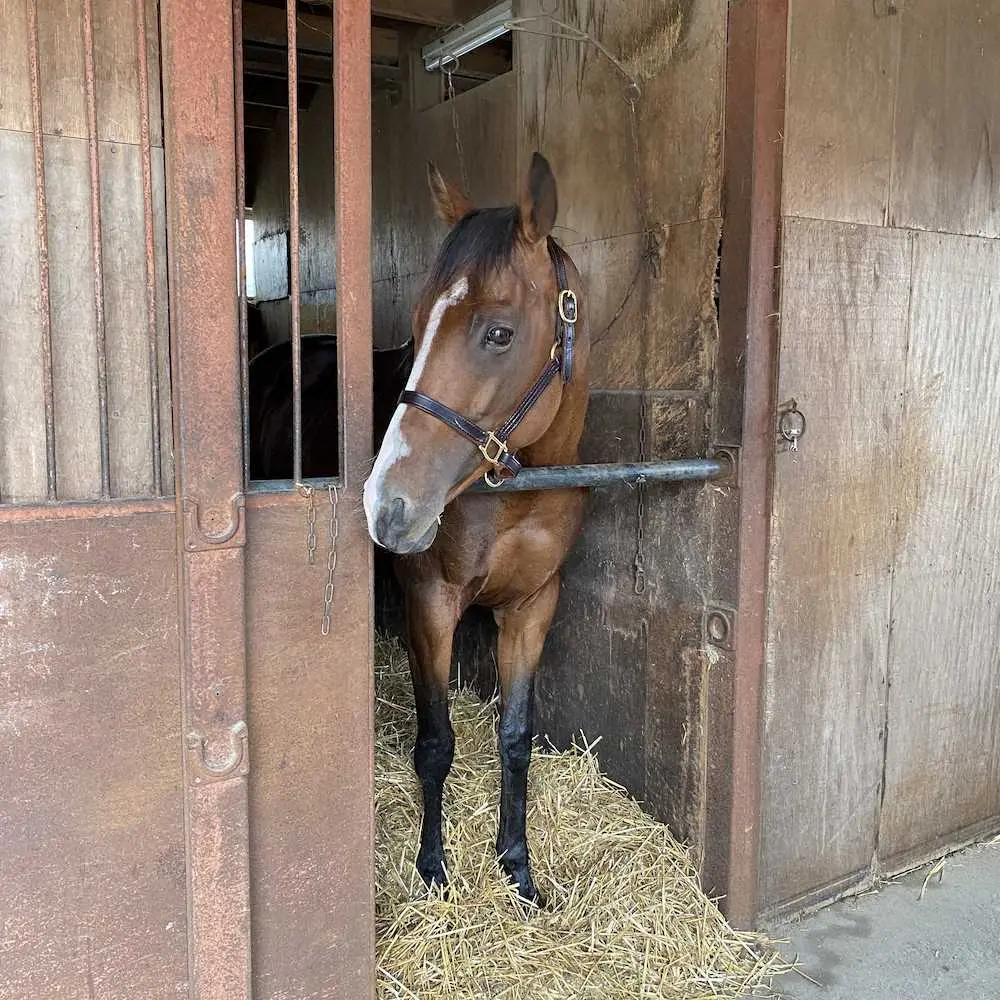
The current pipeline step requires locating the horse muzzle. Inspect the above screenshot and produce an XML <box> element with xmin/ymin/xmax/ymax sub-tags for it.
<box><xmin>364</xmin><ymin>490</ymin><xmax>439</xmax><ymax>555</ymax></box>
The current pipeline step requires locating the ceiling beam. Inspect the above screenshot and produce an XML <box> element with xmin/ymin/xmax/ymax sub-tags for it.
<box><xmin>243</xmin><ymin>3</ymin><xmax>400</xmax><ymax>63</ymax></box>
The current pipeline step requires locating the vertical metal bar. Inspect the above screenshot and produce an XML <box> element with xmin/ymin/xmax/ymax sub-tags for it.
<box><xmin>82</xmin><ymin>0</ymin><xmax>112</xmax><ymax>498</ymax></box>
<box><xmin>134</xmin><ymin>0</ymin><xmax>162</xmax><ymax>496</ymax></box>
<box><xmin>287</xmin><ymin>0</ymin><xmax>302</xmax><ymax>485</ymax></box>
<box><xmin>333</xmin><ymin>2</ymin><xmax>374</xmax><ymax>992</ymax></box>
<box><xmin>717</xmin><ymin>0</ymin><xmax>789</xmax><ymax>929</ymax></box>
<box><xmin>334</xmin><ymin>0</ymin><xmax>373</xmax><ymax>489</ymax></box>
<box><xmin>234</xmin><ymin>0</ymin><xmax>249</xmax><ymax>487</ymax></box>
<box><xmin>25</xmin><ymin>0</ymin><xmax>57</xmax><ymax>501</ymax></box>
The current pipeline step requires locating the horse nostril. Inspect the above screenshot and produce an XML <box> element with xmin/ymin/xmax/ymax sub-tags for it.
<box><xmin>390</xmin><ymin>496</ymin><xmax>406</xmax><ymax>526</ymax></box>
<box><xmin>375</xmin><ymin>495</ymin><xmax>409</xmax><ymax>543</ymax></box>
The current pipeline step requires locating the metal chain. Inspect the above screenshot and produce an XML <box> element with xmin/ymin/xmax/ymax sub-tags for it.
<box><xmin>442</xmin><ymin>59</ymin><xmax>469</xmax><ymax>195</ymax></box>
<box><xmin>297</xmin><ymin>483</ymin><xmax>317</xmax><ymax>564</ymax></box>
<box><xmin>321</xmin><ymin>483</ymin><xmax>339</xmax><ymax>637</ymax></box>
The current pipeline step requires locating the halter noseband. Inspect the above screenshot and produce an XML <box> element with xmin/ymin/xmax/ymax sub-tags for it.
<box><xmin>398</xmin><ymin>238</ymin><xmax>577</xmax><ymax>488</ymax></box>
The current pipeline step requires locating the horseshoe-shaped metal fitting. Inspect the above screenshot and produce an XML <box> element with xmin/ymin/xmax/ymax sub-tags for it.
<box><xmin>185</xmin><ymin>721</ymin><xmax>249</xmax><ymax>784</ymax></box>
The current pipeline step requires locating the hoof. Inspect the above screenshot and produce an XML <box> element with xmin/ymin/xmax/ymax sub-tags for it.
<box><xmin>500</xmin><ymin>860</ymin><xmax>546</xmax><ymax>911</ymax></box>
<box><xmin>416</xmin><ymin>849</ymin><xmax>448</xmax><ymax>894</ymax></box>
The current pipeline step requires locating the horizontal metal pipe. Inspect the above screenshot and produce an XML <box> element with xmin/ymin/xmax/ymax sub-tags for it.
<box><xmin>468</xmin><ymin>458</ymin><xmax>727</xmax><ymax>493</ymax></box>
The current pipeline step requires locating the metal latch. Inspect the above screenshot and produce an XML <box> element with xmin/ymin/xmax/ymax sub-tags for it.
<box><xmin>777</xmin><ymin>399</ymin><xmax>806</xmax><ymax>453</ymax></box>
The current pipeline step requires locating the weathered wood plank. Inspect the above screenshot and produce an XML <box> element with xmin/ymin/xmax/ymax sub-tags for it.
<box><xmin>44</xmin><ymin>135</ymin><xmax>102</xmax><ymax>500</ymax></box>
<box><xmin>0</xmin><ymin>130</ymin><xmax>48</xmax><ymax>502</ymax></box>
<box><xmin>101</xmin><ymin>140</ymin><xmax>157</xmax><ymax>495</ymax></box>
<box><xmin>581</xmin><ymin>218</ymin><xmax>720</xmax><ymax>391</ymax></box>
<box><xmin>878</xmin><ymin>231</ymin><xmax>1000</xmax><ymax>863</ymax></box>
<box><xmin>761</xmin><ymin>218</ymin><xmax>912</xmax><ymax>909</ymax></box>
<box><xmin>0</xmin><ymin>0</ymin><xmax>33</xmax><ymax>132</ymax></box>
<box><xmin>517</xmin><ymin>0</ymin><xmax>725</xmax><ymax>237</ymax></box>
<box><xmin>783</xmin><ymin>0</ymin><xmax>900</xmax><ymax>225</ymax></box>
<box><xmin>890</xmin><ymin>0</ymin><xmax>1000</xmax><ymax>237</ymax></box>
<box><xmin>33</xmin><ymin>0</ymin><xmax>160</xmax><ymax>145</ymax></box>
<box><xmin>151</xmin><ymin>147</ymin><xmax>173</xmax><ymax>493</ymax></box>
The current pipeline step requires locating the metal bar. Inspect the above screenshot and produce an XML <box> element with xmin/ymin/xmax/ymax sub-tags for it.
<box><xmin>422</xmin><ymin>1</ymin><xmax>513</xmax><ymax>71</ymax></box>
<box><xmin>0</xmin><ymin>496</ymin><xmax>175</xmax><ymax>524</ymax></box>
<box><xmin>468</xmin><ymin>459</ymin><xmax>725</xmax><ymax>493</ymax></box>
<box><xmin>333</xmin><ymin>0</ymin><xmax>376</xmax><ymax>995</ymax></box>
<box><xmin>235</xmin><ymin>0</ymin><xmax>250</xmax><ymax>488</ymax></box>
<box><xmin>287</xmin><ymin>0</ymin><xmax>303</xmax><ymax>485</ymax></box>
<box><xmin>134</xmin><ymin>0</ymin><xmax>162</xmax><ymax>496</ymax></box>
<box><xmin>82</xmin><ymin>0</ymin><xmax>112</xmax><ymax>498</ymax></box>
<box><xmin>25</xmin><ymin>0</ymin><xmax>56</xmax><ymax>501</ymax></box>
<box><xmin>718</xmin><ymin>0</ymin><xmax>789</xmax><ymax>929</ymax></box>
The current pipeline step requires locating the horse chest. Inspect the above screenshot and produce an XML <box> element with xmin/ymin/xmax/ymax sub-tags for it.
<box><xmin>443</xmin><ymin>491</ymin><xmax>584</xmax><ymax>608</ymax></box>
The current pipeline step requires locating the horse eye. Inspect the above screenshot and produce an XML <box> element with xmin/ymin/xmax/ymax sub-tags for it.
<box><xmin>484</xmin><ymin>325</ymin><xmax>514</xmax><ymax>350</ymax></box>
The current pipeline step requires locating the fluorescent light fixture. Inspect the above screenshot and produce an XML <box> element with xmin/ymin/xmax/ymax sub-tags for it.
<box><xmin>422</xmin><ymin>1</ymin><xmax>513</xmax><ymax>73</ymax></box>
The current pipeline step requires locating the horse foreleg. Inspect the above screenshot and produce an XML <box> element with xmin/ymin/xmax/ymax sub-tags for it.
<box><xmin>405</xmin><ymin>581</ymin><xmax>460</xmax><ymax>891</ymax></box>
<box><xmin>494</xmin><ymin>574</ymin><xmax>560</xmax><ymax>908</ymax></box>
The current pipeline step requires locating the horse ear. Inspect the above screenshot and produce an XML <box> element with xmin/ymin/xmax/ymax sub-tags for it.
<box><xmin>427</xmin><ymin>162</ymin><xmax>473</xmax><ymax>226</ymax></box>
<box><xmin>518</xmin><ymin>152</ymin><xmax>558</xmax><ymax>245</ymax></box>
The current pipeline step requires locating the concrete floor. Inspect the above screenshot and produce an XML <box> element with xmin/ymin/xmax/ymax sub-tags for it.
<box><xmin>767</xmin><ymin>839</ymin><xmax>1000</xmax><ymax>999</ymax></box>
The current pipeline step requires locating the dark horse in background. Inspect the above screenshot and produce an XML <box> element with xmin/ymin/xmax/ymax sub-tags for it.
<box><xmin>365</xmin><ymin>153</ymin><xmax>589</xmax><ymax>906</ymax></box>
<box><xmin>248</xmin><ymin>333</ymin><xmax>414</xmax><ymax>634</ymax></box>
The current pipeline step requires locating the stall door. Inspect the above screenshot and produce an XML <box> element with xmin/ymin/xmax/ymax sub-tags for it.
<box><xmin>0</xmin><ymin>1</ymin><xmax>374</xmax><ymax>996</ymax></box>
<box><xmin>760</xmin><ymin>0</ymin><xmax>1000</xmax><ymax>919</ymax></box>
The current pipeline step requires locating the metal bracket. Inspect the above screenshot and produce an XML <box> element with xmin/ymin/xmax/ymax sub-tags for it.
<box><xmin>703</xmin><ymin>604</ymin><xmax>735</xmax><ymax>652</ymax></box>
<box><xmin>183</xmin><ymin>492</ymin><xmax>246</xmax><ymax>551</ymax></box>
<box><xmin>186</xmin><ymin>721</ymin><xmax>249</xmax><ymax>784</ymax></box>
<box><xmin>708</xmin><ymin>445</ymin><xmax>739</xmax><ymax>484</ymax></box>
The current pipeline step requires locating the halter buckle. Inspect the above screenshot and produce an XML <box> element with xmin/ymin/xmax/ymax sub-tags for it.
<box><xmin>558</xmin><ymin>289</ymin><xmax>578</xmax><ymax>324</ymax></box>
<box><xmin>479</xmin><ymin>431</ymin><xmax>509</xmax><ymax>468</ymax></box>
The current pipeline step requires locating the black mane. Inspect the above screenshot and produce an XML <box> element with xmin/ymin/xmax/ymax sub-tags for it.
<box><xmin>426</xmin><ymin>206</ymin><xmax>520</xmax><ymax>297</ymax></box>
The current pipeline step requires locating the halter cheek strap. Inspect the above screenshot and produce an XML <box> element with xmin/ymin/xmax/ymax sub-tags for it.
<box><xmin>398</xmin><ymin>239</ymin><xmax>578</xmax><ymax>485</ymax></box>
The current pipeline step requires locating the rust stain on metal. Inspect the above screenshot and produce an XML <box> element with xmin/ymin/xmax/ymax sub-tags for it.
<box><xmin>25</xmin><ymin>0</ymin><xmax>56</xmax><ymax>501</ymax></box>
<box><xmin>82</xmin><ymin>0</ymin><xmax>112</xmax><ymax>498</ymax></box>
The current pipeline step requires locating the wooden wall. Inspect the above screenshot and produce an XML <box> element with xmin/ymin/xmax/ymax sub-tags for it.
<box><xmin>0</xmin><ymin>0</ymin><xmax>172</xmax><ymax>503</ymax></box>
<box><xmin>762</xmin><ymin>0</ymin><xmax>1000</xmax><ymax>917</ymax></box>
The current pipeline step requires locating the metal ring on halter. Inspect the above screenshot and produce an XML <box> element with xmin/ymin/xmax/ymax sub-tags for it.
<box><xmin>558</xmin><ymin>289</ymin><xmax>578</xmax><ymax>324</ymax></box>
<box><xmin>483</xmin><ymin>467</ymin><xmax>507</xmax><ymax>488</ymax></box>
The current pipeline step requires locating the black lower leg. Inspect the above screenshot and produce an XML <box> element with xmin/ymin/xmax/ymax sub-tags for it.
<box><xmin>497</xmin><ymin>673</ymin><xmax>543</xmax><ymax>906</ymax></box>
<box><xmin>413</xmin><ymin>695</ymin><xmax>454</xmax><ymax>888</ymax></box>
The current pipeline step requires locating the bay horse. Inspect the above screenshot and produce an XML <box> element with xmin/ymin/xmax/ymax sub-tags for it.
<box><xmin>364</xmin><ymin>153</ymin><xmax>589</xmax><ymax>906</ymax></box>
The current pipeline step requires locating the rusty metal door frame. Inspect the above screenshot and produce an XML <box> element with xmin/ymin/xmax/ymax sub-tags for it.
<box><xmin>160</xmin><ymin>1</ymin><xmax>252</xmax><ymax>996</ymax></box>
<box><xmin>716</xmin><ymin>0</ymin><xmax>789</xmax><ymax>928</ymax></box>
<box><xmin>160</xmin><ymin>0</ymin><xmax>375</xmax><ymax>995</ymax></box>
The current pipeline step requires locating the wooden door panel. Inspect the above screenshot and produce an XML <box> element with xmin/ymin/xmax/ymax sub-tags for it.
<box><xmin>878</xmin><ymin>232</ymin><xmax>1000</xmax><ymax>864</ymax></box>
<box><xmin>761</xmin><ymin>218</ymin><xmax>912</xmax><ymax>911</ymax></box>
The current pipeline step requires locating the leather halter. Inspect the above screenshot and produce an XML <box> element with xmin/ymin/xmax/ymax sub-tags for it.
<box><xmin>399</xmin><ymin>238</ymin><xmax>577</xmax><ymax>488</ymax></box>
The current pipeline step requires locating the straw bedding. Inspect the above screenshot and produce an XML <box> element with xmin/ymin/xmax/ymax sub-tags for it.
<box><xmin>375</xmin><ymin>636</ymin><xmax>784</xmax><ymax>999</ymax></box>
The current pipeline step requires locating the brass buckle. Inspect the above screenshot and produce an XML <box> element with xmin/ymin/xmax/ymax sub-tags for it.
<box><xmin>558</xmin><ymin>289</ymin><xmax>578</xmax><ymax>324</ymax></box>
<box><xmin>479</xmin><ymin>431</ymin><xmax>508</xmax><ymax>468</ymax></box>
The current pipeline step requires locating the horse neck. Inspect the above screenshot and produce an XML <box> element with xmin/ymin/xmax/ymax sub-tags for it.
<box><xmin>519</xmin><ymin>375</ymin><xmax>588</xmax><ymax>468</ymax></box>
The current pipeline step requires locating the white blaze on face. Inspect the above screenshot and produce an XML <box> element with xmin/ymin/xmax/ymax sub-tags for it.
<box><xmin>363</xmin><ymin>277</ymin><xmax>469</xmax><ymax>538</ymax></box>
